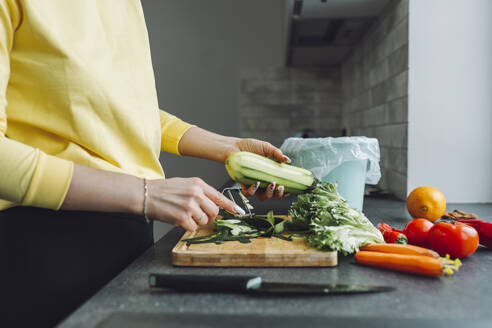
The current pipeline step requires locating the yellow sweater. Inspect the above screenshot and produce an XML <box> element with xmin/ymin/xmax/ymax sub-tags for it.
<box><xmin>0</xmin><ymin>0</ymin><xmax>194</xmax><ymax>210</ymax></box>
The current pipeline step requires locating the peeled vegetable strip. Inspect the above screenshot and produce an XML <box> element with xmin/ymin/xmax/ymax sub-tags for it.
<box><xmin>360</xmin><ymin>243</ymin><xmax>440</xmax><ymax>258</ymax></box>
<box><xmin>354</xmin><ymin>251</ymin><xmax>461</xmax><ymax>277</ymax></box>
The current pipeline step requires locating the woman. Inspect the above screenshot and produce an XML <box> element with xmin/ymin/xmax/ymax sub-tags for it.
<box><xmin>0</xmin><ymin>1</ymin><xmax>287</xmax><ymax>326</ymax></box>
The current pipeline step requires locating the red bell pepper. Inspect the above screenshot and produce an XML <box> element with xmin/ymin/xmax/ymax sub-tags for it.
<box><xmin>458</xmin><ymin>219</ymin><xmax>492</xmax><ymax>248</ymax></box>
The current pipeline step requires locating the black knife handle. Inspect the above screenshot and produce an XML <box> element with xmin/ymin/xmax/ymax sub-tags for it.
<box><xmin>148</xmin><ymin>273</ymin><xmax>262</xmax><ymax>293</ymax></box>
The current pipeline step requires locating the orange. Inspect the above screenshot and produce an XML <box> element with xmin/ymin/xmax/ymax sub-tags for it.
<box><xmin>406</xmin><ymin>186</ymin><xmax>446</xmax><ymax>222</ymax></box>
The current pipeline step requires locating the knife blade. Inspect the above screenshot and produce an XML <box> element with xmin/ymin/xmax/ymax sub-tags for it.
<box><xmin>148</xmin><ymin>274</ymin><xmax>394</xmax><ymax>295</ymax></box>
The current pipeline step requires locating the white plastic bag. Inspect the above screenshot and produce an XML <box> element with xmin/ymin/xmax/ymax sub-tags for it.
<box><xmin>280</xmin><ymin>137</ymin><xmax>381</xmax><ymax>185</ymax></box>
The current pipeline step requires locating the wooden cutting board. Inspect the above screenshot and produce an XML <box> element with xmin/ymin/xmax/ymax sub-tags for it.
<box><xmin>172</xmin><ymin>216</ymin><xmax>337</xmax><ymax>267</ymax></box>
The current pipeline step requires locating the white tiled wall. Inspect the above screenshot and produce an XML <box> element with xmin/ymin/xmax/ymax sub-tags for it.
<box><xmin>238</xmin><ymin>0</ymin><xmax>409</xmax><ymax>199</ymax></box>
<box><xmin>239</xmin><ymin>67</ymin><xmax>342</xmax><ymax>147</ymax></box>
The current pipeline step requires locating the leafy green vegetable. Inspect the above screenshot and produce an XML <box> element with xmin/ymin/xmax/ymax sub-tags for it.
<box><xmin>183</xmin><ymin>210</ymin><xmax>290</xmax><ymax>245</ymax></box>
<box><xmin>214</xmin><ymin>219</ymin><xmax>256</xmax><ymax>236</ymax></box>
<box><xmin>288</xmin><ymin>181</ymin><xmax>384</xmax><ymax>255</ymax></box>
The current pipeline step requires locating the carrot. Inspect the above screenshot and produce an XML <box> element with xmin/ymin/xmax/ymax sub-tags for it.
<box><xmin>355</xmin><ymin>251</ymin><xmax>444</xmax><ymax>276</ymax></box>
<box><xmin>360</xmin><ymin>243</ymin><xmax>440</xmax><ymax>258</ymax></box>
<box><xmin>355</xmin><ymin>251</ymin><xmax>461</xmax><ymax>276</ymax></box>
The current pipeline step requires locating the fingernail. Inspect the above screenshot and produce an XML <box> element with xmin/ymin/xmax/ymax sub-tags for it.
<box><xmin>278</xmin><ymin>185</ymin><xmax>284</xmax><ymax>193</ymax></box>
<box><xmin>283</xmin><ymin>156</ymin><xmax>291</xmax><ymax>163</ymax></box>
<box><xmin>253</xmin><ymin>181</ymin><xmax>260</xmax><ymax>190</ymax></box>
<box><xmin>233</xmin><ymin>205</ymin><xmax>246</xmax><ymax>215</ymax></box>
<box><xmin>268</xmin><ymin>182</ymin><xmax>276</xmax><ymax>192</ymax></box>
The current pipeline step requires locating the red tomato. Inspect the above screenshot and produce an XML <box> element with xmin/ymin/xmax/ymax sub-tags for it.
<box><xmin>404</xmin><ymin>218</ymin><xmax>434</xmax><ymax>247</ymax></box>
<box><xmin>428</xmin><ymin>221</ymin><xmax>479</xmax><ymax>259</ymax></box>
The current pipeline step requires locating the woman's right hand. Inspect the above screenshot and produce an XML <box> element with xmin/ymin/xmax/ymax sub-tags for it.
<box><xmin>145</xmin><ymin>177</ymin><xmax>240</xmax><ymax>232</ymax></box>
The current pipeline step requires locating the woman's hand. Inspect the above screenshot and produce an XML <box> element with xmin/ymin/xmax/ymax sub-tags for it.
<box><xmin>146</xmin><ymin>177</ymin><xmax>241</xmax><ymax>231</ymax></box>
<box><xmin>230</xmin><ymin>138</ymin><xmax>291</xmax><ymax>201</ymax></box>
<box><xmin>230</xmin><ymin>138</ymin><xmax>291</xmax><ymax>163</ymax></box>
<box><xmin>177</xmin><ymin>127</ymin><xmax>291</xmax><ymax>201</ymax></box>
<box><xmin>62</xmin><ymin>164</ymin><xmax>239</xmax><ymax>232</ymax></box>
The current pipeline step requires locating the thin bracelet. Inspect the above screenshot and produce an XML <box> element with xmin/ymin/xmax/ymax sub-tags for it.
<box><xmin>143</xmin><ymin>178</ymin><xmax>150</xmax><ymax>223</ymax></box>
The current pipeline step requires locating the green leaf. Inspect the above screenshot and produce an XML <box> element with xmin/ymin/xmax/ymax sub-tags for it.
<box><xmin>289</xmin><ymin>181</ymin><xmax>384</xmax><ymax>254</ymax></box>
<box><xmin>266</xmin><ymin>210</ymin><xmax>275</xmax><ymax>226</ymax></box>
<box><xmin>184</xmin><ymin>213</ymin><xmax>292</xmax><ymax>245</ymax></box>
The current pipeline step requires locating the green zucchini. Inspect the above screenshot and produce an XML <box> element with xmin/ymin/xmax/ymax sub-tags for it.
<box><xmin>224</xmin><ymin>151</ymin><xmax>314</xmax><ymax>194</ymax></box>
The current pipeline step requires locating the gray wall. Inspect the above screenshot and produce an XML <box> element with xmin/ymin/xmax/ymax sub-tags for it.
<box><xmin>341</xmin><ymin>0</ymin><xmax>409</xmax><ymax>199</ymax></box>
<box><xmin>141</xmin><ymin>0</ymin><xmax>286</xmax><ymax>239</ymax></box>
<box><xmin>239</xmin><ymin>67</ymin><xmax>342</xmax><ymax>147</ymax></box>
<box><xmin>237</xmin><ymin>1</ymin><xmax>410</xmax><ymax>200</ymax></box>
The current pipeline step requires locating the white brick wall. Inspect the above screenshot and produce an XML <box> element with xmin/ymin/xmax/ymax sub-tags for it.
<box><xmin>237</xmin><ymin>1</ymin><xmax>409</xmax><ymax>199</ymax></box>
<box><xmin>239</xmin><ymin>67</ymin><xmax>342</xmax><ymax>147</ymax></box>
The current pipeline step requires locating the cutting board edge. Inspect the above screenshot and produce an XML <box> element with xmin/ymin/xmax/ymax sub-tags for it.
<box><xmin>172</xmin><ymin>251</ymin><xmax>338</xmax><ymax>267</ymax></box>
<box><xmin>172</xmin><ymin>244</ymin><xmax>338</xmax><ymax>267</ymax></box>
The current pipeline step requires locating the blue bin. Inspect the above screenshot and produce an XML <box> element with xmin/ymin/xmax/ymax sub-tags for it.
<box><xmin>323</xmin><ymin>159</ymin><xmax>368</xmax><ymax>211</ymax></box>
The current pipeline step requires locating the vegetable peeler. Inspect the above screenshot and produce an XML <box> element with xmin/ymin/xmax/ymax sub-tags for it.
<box><xmin>221</xmin><ymin>184</ymin><xmax>254</xmax><ymax>218</ymax></box>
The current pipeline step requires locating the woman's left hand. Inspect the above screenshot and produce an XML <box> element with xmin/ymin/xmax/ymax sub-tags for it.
<box><xmin>227</xmin><ymin>138</ymin><xmax>291</xmax><ymax>201</ymax></box>
<box><xmin>177</xmin><ymin>128</ymin><xmax>291</xmax><ymax>201</ymax></box>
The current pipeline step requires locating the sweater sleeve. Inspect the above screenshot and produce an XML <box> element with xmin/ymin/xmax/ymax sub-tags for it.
<box><xmin>0</xmin><ymin>1</ymin><xmax>73</xmax><ymax>210</ymax></box>
<box><xmin>159</xmin><ymin>109</ymin><xmax>196</xmax><ymax>155</ymax></box>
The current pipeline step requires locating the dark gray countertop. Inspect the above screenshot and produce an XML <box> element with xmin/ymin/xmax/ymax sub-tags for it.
<box><xmin>59</xmin><ymin>196</ymin><xmax>492</xmax><ymax>328</ymax></box>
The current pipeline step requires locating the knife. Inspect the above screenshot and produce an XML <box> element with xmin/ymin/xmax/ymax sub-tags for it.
<box><xmin>148</xmin><ymin>274</ymin><xmax>395</xmax><ymax>295</ymax></box>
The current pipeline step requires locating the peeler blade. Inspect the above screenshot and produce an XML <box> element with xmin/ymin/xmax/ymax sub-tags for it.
<box><xmin>221</xmin><ymin>186</ymin><xmax>254</xmax><ymax>217</ymax></box>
